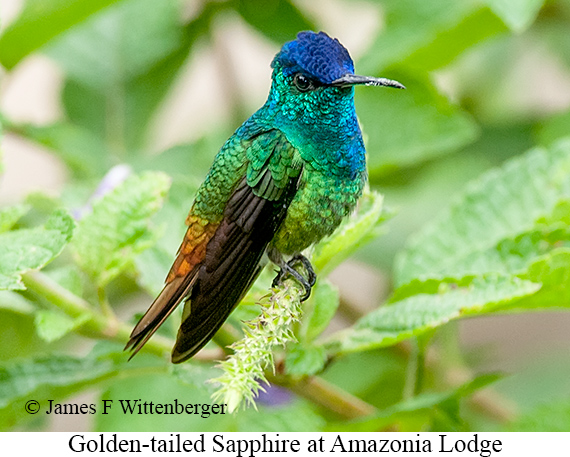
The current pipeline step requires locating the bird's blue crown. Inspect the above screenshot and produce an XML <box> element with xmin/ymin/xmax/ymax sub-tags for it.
<box><xmin>272</xmin><ymin>31</ymin><xmax>354</xmax><ymax>84</ymax></box>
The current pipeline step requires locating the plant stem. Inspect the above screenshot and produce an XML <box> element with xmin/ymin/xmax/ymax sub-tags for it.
<box><xmin>336</xmin><ymin>295</ymin><xmax>366</xmax><ymax>323</ymax></box>
<box><xmin>402</xmin><ymin>336</ymin><xmax>428</xmax><ymax>400</ymax></box>
<box><xmin>415</xmin><ymin>345</ymin><xmax>426</xmax><ymax>396</ymax></box>
<box><xmin>97</xmin><ymin>286</ymin><xmax>117</xmax><ymax>322</ymax></box>
<box><xmin>23</xmin><ymin>270</ymin><xmax>169</xmax><ymax>359</ymax></box>
<box><xmin>395</xmin><ymin>325</ymin><xmax>516</xmax><ymax>424</ymax></box>
<box><xmin>437</xmin><ymin>323</ymin><xmax>517</xmax><ymax>423</ymax></box>
<box><xmin>271</xmin><ymin>373</ymin><xmax>377</xmax><ymax>420</ymax></box>
<box><xmin>403</xmin><ymin>339</ymin><xmax>419</xmax><ymax>400</ymax></box>
<box><xmin>23</xmin><ymin>271</ymin><xmax>94</xmax><ymax>317</ymax></box>
<box><xmin>23</xmin><ymin>269</ymin><xmax>377</xmax><ymax>419</ymax></box>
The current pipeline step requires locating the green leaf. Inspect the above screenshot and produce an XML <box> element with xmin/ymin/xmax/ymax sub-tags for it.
<box><xmin>0</xmin><ymin>342</ymin><xmax>162</xmax><ymax>430</ymax></box>
<box><xmin>509</xmin><ymin>400</ymin><xmax>570</xmax><ymax>431</ymax></box>
<box><xmin>526</xmin><ymin>248</ymin><xmax>570</xmax><ymax>286</ymax></box>
<box><xmin>95</xmin><ymin>372</ymin><xmax>230</xmax><ymax>432</ymax></box>
<box><xmin>24</xmin><ymin>192</ymin><xmax>62</xmax><ymax>217</ymax></box>
<box><xmin>313</xmin><ymin>190</ymin><xmax>388</xmax><ymax>275</ymax></box>
<box><xmin>322</xmin><ymin>350</ymin><xmax>407</xmax><ymax>409</ymax></box>
<box><xmin>396</xmin><ymin>235</ymin><xmax>570</xmax><ymax>312</ymax></box>
<box><xmin>537</xmin><ymin>109</ymin><xmax>570</xmax><ymax>147</ymax></box>
<box><xmin>335</xmin><ymin>276</ymin><xmax>539</xmax><ymax>354</ymax></box>
<box><xmin>536</xmin><ymin>198</ymin><xmax>570</xmax><ymax>226</ymax></box>
<box><xmin>396</xmin><ymin>138</ymin><xmax>570</xmax><ymax>286</ymax></box>
<box><xmin>0</xmin><ymin>311</ymin><xmax>43</xmax><ymax>363</ymax></box>
<box><xmin>358</xmin><ymin>0</ymin><xmax>506</xmax><ymax>74</ymax></box>
<box><xmin>400</xmin><ymin>7</ymin><xmax>508</xmax><ymax>72</ymax></box>
<box><xmin>169</xmin><ymin>363</ymin><xmax>220</xmax><ymax>395</ymax></box>
<box><xmin>390</xmin><ymin>277</ymin><xmax>472</xmax><ymax>303</ymax></box>
<box><xmin>0</xmin><ymin>0</ymin><xmax>124</xmax><ymax>69</ymax></box>
<box><xmin>51</xmin><ymin>0</ymin><xmax>220</xmax><ymax>151</ymax></box>
<box><xmin>0</xmin><ymin>350</ymin><xmax>112</xmax><ymax>429</ymax></box>
<box><xmin>0</xmin><ymin>205</ymin><xmax>29</xmax><ymax>233</ymax></box>
<box><xmin>357</xmin><ymin>73</ymin><xmax>479</xmax><ymax>176</ymax></box>
<box><xmin>285</xmin><ymin>344</ymin><xmax>327</xmax><ymax>377</ymax></box>
<box><xmin>34</xmin><ymin>310</ymin><xmax>89</xmax><ymax>343</ymax></box>
<box><xmin>301</xmin><ymin>279</ymin><xmax>340</xmax><ymax>343</ymax></box>
<box><xmin>59</xmin><ymin>81</ymin><xmax>106</xmax><ymax>147</ymax></box>
<box><xmin>396</xmin><ymin>226</ymin><xmax>570</xmax><ymax>301</ymax></box>
<box><xmin>47</xmin><ymin>0</ymin><xmax>179</xmax><ymax>151</ymax></box>
<box><xmin>484</xmin><ymin>0</ymin><xmax>545</xmax><ymax>32</ymax></box>
<box><xmin>0</xmin><ymin>210</ymin><xmax>75</xmax><ymax>290</ymax></box>
<box><xmin>45</xmin><ymin>0</ymin><xmax>181</xmax><ymax>90</ymax></box>
<box><xmin>72</xmin><ymin>171</ymin><xmax>170</xmax><ymax>286</ymax></box>
<box><xmin>235</xmin><ymin>0</ymin><xmax>316</xmax><ymax>44</ymax></box>
<box><xmin>513</xmin><ymin>248</ymin><xmax>570</xmax><ymax>309</ymax></box>
<box><xmin>0</xmin><ymin>354</ymin><xmax>114</xmax><ymax>418</ymax></box>
<box><xmin>361</xmin><ymin>146</ymin><xmax>501</xmax><ymax>270</ymax></box>
<box><xmin>327</xmin><ymin>373</ymin><xmax>501</xmax><ymax>431</ymax></box>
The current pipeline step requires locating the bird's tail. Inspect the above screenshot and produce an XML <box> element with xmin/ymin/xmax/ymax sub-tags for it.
<box><xmin>125</xmin><ymin>216</ymin><xmax>218</xmax><ymax>359</ymax></box>
<box><xmin>124</xmin><ymin>272</ymin><xmax>196</xmax><ymax>359</ymax></box>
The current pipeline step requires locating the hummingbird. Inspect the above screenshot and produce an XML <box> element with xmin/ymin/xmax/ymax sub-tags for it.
<box><xmin>126</xmin><ymin>31</ymin><xmax>404</xmax><ymax>363</ymax></box>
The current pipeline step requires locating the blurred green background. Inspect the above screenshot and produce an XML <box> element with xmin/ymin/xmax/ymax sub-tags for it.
<box><xmin>1</xmin><ymin>0</ymin><xmax>570</xmax><ymax>432</ymax></box>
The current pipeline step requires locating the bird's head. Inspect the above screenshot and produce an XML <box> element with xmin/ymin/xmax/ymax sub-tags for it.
<box><xmin>267</xmin><ymin>31</ymin><xmax>404</xmax><ymax>127</ymax></box>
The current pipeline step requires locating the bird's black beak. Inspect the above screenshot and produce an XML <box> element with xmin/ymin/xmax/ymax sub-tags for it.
<box><xmin>331</xmin><ymin>74</ymin><xmax>405</xmax><ymax>90</ymax></box>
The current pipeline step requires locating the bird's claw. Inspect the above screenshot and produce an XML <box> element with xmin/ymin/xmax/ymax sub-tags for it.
<box><xmin>272</xmin><ymin>254</ymin><xmax>316</xmax><ymax>301</ymax></box>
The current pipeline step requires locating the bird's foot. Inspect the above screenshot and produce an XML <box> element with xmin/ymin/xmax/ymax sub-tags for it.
<box><xmin>272</xmin><ymin>254</ymin><xmax>316</xmax><ymax>302</ymax></box>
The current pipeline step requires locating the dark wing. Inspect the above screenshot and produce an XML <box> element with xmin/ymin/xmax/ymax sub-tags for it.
<box><xmin>126</xmin><ymin>128</ymin><xmax>301</xmax><ymax>363</ymax></box>
<box><xmin>171</xmin><ymin>173</ymin><xmax>299</xmax><ymax>362</ymax></box>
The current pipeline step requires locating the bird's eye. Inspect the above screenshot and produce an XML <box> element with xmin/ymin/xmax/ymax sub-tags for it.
<box><xmin>293</xmin><ymin>74</ymin><xmax>314</xmax><ymax>92</ymax></box>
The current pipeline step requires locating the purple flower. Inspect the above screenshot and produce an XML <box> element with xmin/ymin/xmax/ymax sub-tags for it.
<box><xmin>256</xmin><ymin>384</ymin><xmax>293</xmax><ymax>407</ymax></box>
